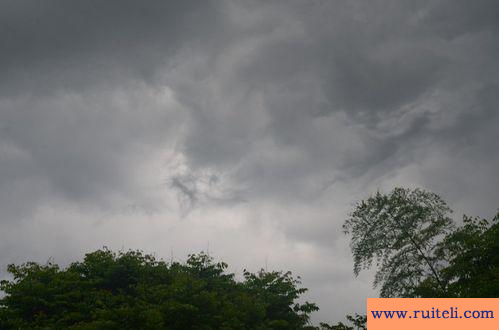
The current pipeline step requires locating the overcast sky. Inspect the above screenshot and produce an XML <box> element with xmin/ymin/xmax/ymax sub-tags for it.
<box><xmin>1</xmin><ymin>0</ymin><xmax>499</xmax><ymax>323</ymax></box>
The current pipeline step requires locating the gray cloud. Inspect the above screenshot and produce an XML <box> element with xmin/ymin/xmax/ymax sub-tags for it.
<box><xmin>0</xmin><ymin>0</ymin><xmax>226</xmax><ymax>97</ymax></box>
<box><xmin>1</xmin><ymin>0</ymin><xmax>499</xmax><ymax>324</ymax></box>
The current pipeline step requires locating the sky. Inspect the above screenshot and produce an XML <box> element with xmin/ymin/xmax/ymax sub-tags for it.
<box><xmin>1</xmin><ymin>0</ymin><xmax>499</xmax><ymax>323</ymax></box>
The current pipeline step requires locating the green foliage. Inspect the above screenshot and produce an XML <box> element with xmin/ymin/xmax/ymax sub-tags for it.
<box><xmin>416</xmin><ymin>212</ymin><xmax>499</xmax><ymax>297</ymax></box>
<box><xmin>243</xmin><ymin>270</ymin><xmax>318</xmax><ymax>328</ymax></box>
<box><xmin>321</xmin><ymin>314</ymin><xmax>366</xmax><ymax>330</ymax></box>
<box><xmin>0</xmin><ymin>249</ymin><xmax>320</xmax><ymax>329</ymax></box>
<box><xmin>343</xmin><ymin>187</ymin><xmax>454</xmax><ymax>297</ymax></box>
<box><xmin>344</xmin><ymin>187</ymin><xmax>499</xmax><ymax>300</ymax></box>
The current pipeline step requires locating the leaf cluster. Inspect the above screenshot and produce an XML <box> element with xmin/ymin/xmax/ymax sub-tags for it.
<box><xmin>320</xmin><ymin>314</ymin><xmax>366</xmax><ymax>330</ymax></box>
<box><xmin>416</xmin><ymin>212</ymin><xmax>499</xmax><ymax>297</ymax></box>
<box><xmin>343</xmin><ymin>187</ymin><xmax>454</xmax><ymax>297</ymax></box>
<box><xmin>0</xmin><ymin>249</ymin><xmax>319</xmax><ymax>329</ymax></box>
<box><xmin>344</xmin><ymin>187</ymin><xmax>499</xmax><ymax>299</ymax></box>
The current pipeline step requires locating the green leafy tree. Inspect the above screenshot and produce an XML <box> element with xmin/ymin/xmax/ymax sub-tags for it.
<box><xmin>243</xmin><ymin>270</ymin><xmax>318</xmax><ymax>329</ymax></box>
<box><xmin>321</xmin><ymin>314</ymin><xmax>366</xmax><ymax>330</ymax></box>
<box><xmin>416</xmin><ymin>212</ymin><xmax>499</xmax><ymax>297</ymax></box>
<box><xmin>0</xmin><ymin>249</ymin><xmax>321</xmax><ymax>329</ymax></box>
<box><xmin>344</xmin><ymin>187</ymin><xmax>499</xmax><ymax>300</ymax></box>
<box><xmin>343</xmin><ymin>187</ymin><xmax>455</xmax><ymax>297</ymax></box>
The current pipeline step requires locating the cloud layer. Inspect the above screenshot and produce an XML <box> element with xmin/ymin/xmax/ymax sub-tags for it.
<box><xmin>1</xmin><ymin>0</ymin><xmax>498</xmax><ymax>323</ymax></box>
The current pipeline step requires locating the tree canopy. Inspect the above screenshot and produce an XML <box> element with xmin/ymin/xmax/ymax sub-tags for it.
<box><xmin>321</xmin><ymin>314</ymin><xmax>366</xmax><ymax>330</ymax></box>
<box><xmin>343</xmin><ymin>187</ymin><xmax>454</xmax><ymax>297</ymax></box>
<box><xmin>417</xmin><ymin>213</ymin><xmax>499</xmax><ymax>298</ymax></box>
<box><xmin>344</xmin><ymin>187</ymin><xmax>499</xmax><ymax>298</ymax></box>
<box><xmin>0</xmin><ymin>249</ymin><xmax>322</xmax><ymax>329</ymax></box>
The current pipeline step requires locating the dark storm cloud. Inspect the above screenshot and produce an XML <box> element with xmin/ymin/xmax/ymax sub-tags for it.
<box><xmin>168</xmin><ymin>0</ymin><xmax>499</xmax><ymax>210</ymax></box>
<box><xmin>423</xmin><ymin>0</ymin><xmax>499</xmax><ymax>38</ymax></box>
<box><xmin>0</xmin><ymin>0</ymin><xmax>226</xmax><ymax>96</ymax></box>
<box><xmin>0</xmin><ymin>0</ymin><xmax>226</xmax><ymax>218</ymax></box>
